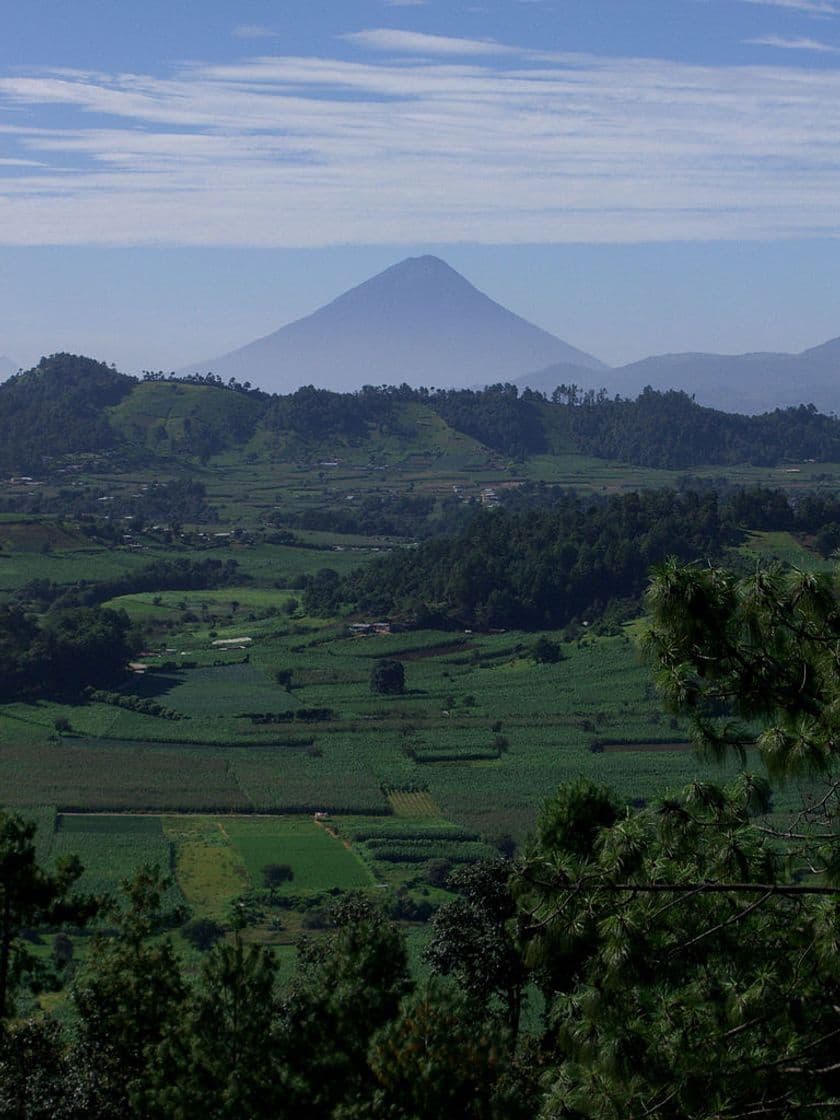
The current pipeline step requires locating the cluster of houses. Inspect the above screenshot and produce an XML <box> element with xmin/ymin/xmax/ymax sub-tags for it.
<box><xmin>347</xmin><ymin>621</ymin><xmax>392</xmax><ymax>637</ymax></box>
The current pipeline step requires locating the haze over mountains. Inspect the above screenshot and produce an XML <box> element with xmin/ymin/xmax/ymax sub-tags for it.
<box><xmin>181</xmin><ymin>255</ymin><xmax>840</xmax><ymax>414</ymax></box>
<box><xmin>181</xmin><ymin>255</ymin><xmax>606</xmax><ymax>394</ymax></box>
<box><xmin>6</xmin><ymin>256</ymin><xmax>839</xmax><ymax>413</ymax></box>
<box><xmin>520</xmin><ymin>339</ymin><xmax>840</xmax><ymax>415</ymax></box>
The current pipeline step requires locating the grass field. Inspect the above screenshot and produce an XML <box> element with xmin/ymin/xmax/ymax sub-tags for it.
<box><xmin>225</xmin><ymin>816</ymin><xmax>373</xmax><ymax>893</ymax></box>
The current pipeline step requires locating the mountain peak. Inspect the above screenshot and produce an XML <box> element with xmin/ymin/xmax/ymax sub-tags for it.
<box><xmin>392</xmin><ymin>254</ymin><xmax>452</xmax><ymax>271</ymax></box>
<box><xmin>181</xmin><ymin>256</ymin><xmax>606</xmax><ymax>393</ymax></box>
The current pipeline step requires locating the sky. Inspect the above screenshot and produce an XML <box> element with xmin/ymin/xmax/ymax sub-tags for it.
<box><xmin>3</xmin><ymin>0</ymin><xmax>840</xmax><ymax>374</ymax></box>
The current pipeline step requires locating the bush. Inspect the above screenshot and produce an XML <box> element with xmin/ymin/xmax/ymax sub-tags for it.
<box><xmin>487</xmin><ymin>833</ymin><xmax>517</xmax><ymax>860</ymax></box>
<box><xmin>532</xmin><ymin>635</ymin><xmax>564</xmax><ymax>663</ymax></box>
<box><xmin>182</xmin><ymin>918</ymin><xmax>225</xmax><ymax>951</ymax></box>
<box><xmin>262</xmin><ymin>863</ymin><xmax>294</xmax><ymax>890</ymax></box>
<box><xmin>370</xmin><ymin>659</ymin><xmax>406</xmax><ymax>696</ymax></box>
<box><xmin>424</xmin><ymin>858</ymin><xmax>453</xmax><ymax>888</ymax></box>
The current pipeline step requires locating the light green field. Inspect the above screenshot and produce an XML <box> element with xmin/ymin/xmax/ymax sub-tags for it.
<box><xmin>224</xmin><ymin>816</ymin><xmax>373</xmax><ymax>893</ymax></box>
<box><xmin>163</xmin><ymin>816</ymin><xmax>250</xmax><ymax>922</ymax></box>
<box><xmin>743</xmin><ymin>530</ymin><xmax>831</xmax><ymax>571</ymax></box>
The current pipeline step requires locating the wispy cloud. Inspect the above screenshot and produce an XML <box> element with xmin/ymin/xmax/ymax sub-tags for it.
<box><xmin>232</xmin><ymin>25</ymin><xmax>280</xmax><ymax>40</ymax></box>
<box><xmin>340</xmin><ymin>29</ymin><xmax>516</xmax><ymax>55</ymax></box>
<box><xmin>3</xmin><ymin>34</ymin><xmax>840</xmax><ymax>247</ymax></box>
<box><xmin>739</xmin><ymin>0</ymin><xmax>840</xmax><ymax>15</ymax></box>
<box><xmin>746</xmin><ymin>33</ymin><xmax>840</xmax><ymax>49</ymax></box>
<box><xmin>382</xmin><ymin>0</ymin><xmax>428</xmax><ymax>7</ymax></box>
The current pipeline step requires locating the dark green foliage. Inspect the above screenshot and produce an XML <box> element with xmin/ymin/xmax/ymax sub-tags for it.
<box><xmin>44</xmin><ymin>556</ymin><xmax>241</xmax><ymax>612</ymax></box>
<box><xmin>280</xmin><ymin>895</ymin><xmax>413</xmax><ymax>1117</ymax></box>
<box><xmin>71</xmin><ymin>868</ymin><xmax>188</xmax><ymax>1114</ymax></box>
<box><xmin>273</xmin><ymin>667</ymin><xmax>295</xmax><ymax>691</ymax></box>
<box><xmin>140</xmin><ymin>939</ymin><xmax>284</xmax><ymax>1120</ymax></box>
<box><xmin>531</xmin><ymin>636</ymin><xmax>563</xmax><ymax>663</ymax></box>
<box><xmin>488</xmin><ymin>833</ymin><xmax>517</xmax><ymax>860</ymax></box>
<box><xmin>5</xmin><ymin>360</ymin><xmax>840</xmax><ymax>480</ymax></box>
<box><xmin>363</xmin><ymin>983</ymin><xmax>536</xmax><ymax>1120</ymax></box>
<box><xmin>557</xmin><ymin>387</ymin><xmax>840</xmax><ymax>469</ymax></box>
<box><xmin>280</xmin><ymin>491</ymin><xmax>466</xmax><ymax>540</ymax></box>
<box><xmin>426</xmin><ymin>860</ymin><xmax>526</xmax><ymax>1036</ymax></box>
<box><xmin>181</xmin><ymin>918</ymin><xmax>225</xmax><ymax>951</ymax></box>
<box><xmin>520</xmin><ymin>777</ymin><xmax>840</xmax><ymax>1118</ymax></box>
<box><xmin>428</xmin><ymin>383</ymin><xmax>547</xmax><ymax>458</ymax></box>
<box><xmin>344</xmin><ymin>492</ymin><xmax>735</xmax><ymax>630</ymax></box>
<box><xmin>0</xmin><ymin>354</ymin><xmax>134</xmax><ymax>473</ymax></box>
<box><xmin>263</xmin><ymin>385</ymin><xmax>390</xmax><ymax>441</ymax></box>
<box><xmin>0</xmin><ymin>606</ymin><xmax>134</xmax><ymax>701</ymax></box>
<box><xmin>262</xmin><ymin>863</ymin><xmax>294</xmax><ymax>889</ymax></box>
<box><xmin>303</xmin><ymin>568</ymin><xmax>343</xmax><ymax>616</ymax></box>
<box><xmin>0</xmin><ymin>605</ymin><xmax>39</xmax><ymax>699</ymax></box>
<box><xmin>0</xmin><ymin>811</ymin><xmax>97</xmax><ymax>1019</ymax></box>
<box><xmin>125</xmin><ymin>479</ymin><xmax>217</xmax><ymax>524</ymax></box>
<box><xmin>646</xmin><ymin>559</ymin><xmax>840</xmax><ymax>775</ymax></box>
<box><xmin>85</xmin><ymin>689</ymin><xmax>186</xmax><ymax>721</ymax></box>
<box><xmin>0</xmin><ymin>1018</ymin><xmax>78</xmax><ymax>1120</ymax></box>
<box><xmin>424</xmin><ymin>858</ymin><xmax>453</xmax><ymax>887</ymax></box>
<box><xmin>369</xmin><ymin>659</ymin><xmax>405</xmax><ymax>696</ymax></box>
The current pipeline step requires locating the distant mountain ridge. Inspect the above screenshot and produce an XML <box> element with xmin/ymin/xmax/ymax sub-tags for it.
<box><xmin>181</xmin><ymin>255</ymin><xmax>606</xmax><ymax>393</ymax></box>
<box><xmin>519</xmin><ymin>336</ymin><xmax>840</xmax><ymax>415</ymax></box>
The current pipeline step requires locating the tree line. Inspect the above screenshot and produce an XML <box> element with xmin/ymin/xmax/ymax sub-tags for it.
<box><xmin>0</xmin><ymin>604</ymin><xmax>135</xmax><ymax>701</ymax></box>
<box><xmin>301</xmin><ymin>486</ymin><xmax>840</xmax><ymax>629</ymax></box>
<box><xmin>6</xmin><ymin>354</ymin><xmax>840</xmax><ymax>472</ymax></box>
<box><xmin>16</xmin><ymin>556</ymin><xmax>241</xmax><ymax>613</ymax></box>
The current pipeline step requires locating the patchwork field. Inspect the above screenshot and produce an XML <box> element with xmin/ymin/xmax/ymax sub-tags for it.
<box><xmin>3</xmin><ymin>448</ymin><xmax>832</xmax><ymax>949</ymax></box>
<box><xmin>6</xmin><ymin>601</ymin><xmax>818</xmax><ymax>945</ymax></box>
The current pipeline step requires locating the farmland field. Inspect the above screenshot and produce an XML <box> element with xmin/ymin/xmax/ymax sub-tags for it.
<box><xmin>2</xmin><ymin>434</ymin><xmax>835</xmax><ymax>959</ymax></box>
<box><xmin>224</xmin><ymin>817</ymin><xmax>372</xmax><ymax>893</ymax></box>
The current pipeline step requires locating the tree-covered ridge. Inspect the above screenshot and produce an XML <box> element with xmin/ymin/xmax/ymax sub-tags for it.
<box><xmin>5</xmin><ymin>354</ymin><xmax>840</xmax><ymax>473</ymax></box>
<box><xmin>0</xmin><ymin>355</ymin><xmax>134</xmax><ymax>472</ymax></box>
<box><xmin>556</xmin><ymin>386</ymin><xmax>840</xmax><ymax>468</ymax></box>
<box><xmin>317</xmin><ymin>485</ymin><xmax>840</xmax><ymax>628</ymax></box>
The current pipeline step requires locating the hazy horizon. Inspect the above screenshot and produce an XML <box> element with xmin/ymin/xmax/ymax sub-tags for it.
<box><xmin>4</xmin><ymin>2</ymin><xmax>840</xmax><ymax>374</ymax></box>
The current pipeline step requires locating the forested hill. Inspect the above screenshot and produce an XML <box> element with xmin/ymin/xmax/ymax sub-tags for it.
<box><xmin>329</xmin><ymin>492</ymin><xmax>737</xmax><ymax>630</ymax></box>
<box><xmin>554</xmin><ymin>386</ymin><xmax>840</xmax><ymax>469</ymax></box>
<box><xmin>0</xmin><ymin>355</ymin><xmax>134</xmax><ymax>471</ymax></box>
<box><xmin>4</xmin><ymin>353</ymin><xmax>840</xmax><ymax>473</ymax></box>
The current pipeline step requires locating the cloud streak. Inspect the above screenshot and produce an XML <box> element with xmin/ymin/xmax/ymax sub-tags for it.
<box><xmin>740</xmin><ymin>0</ymin><xmax>840</xmax><ymax>14</ymax></box>
<box><xmin>340</xmin><ymin>29</ymin><xmax>517</xmax><ymax>55</ymax></box>
<box><xmin>232</xmin><ymin>25</ymin><xmax>281</xmax><ymax>40</ymax></box>
<box><xmin>746</xmin><ymin>33</ymin><xmax>840</xmax><ymax>49</ymax></box>
<box><xmin>2</xmin><ymin>34</ymin><xmax>840</xmax><ymax>247</ymax></box>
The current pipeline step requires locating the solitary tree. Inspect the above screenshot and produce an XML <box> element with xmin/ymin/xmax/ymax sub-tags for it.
<box><xmin>370</xmin><ymin>659</ymin><xmax>405</xmax><ymax>696</ymax></box>
<box><xmin>531</xmin><ymin>635</ymin><xmax>564</xmax><ymax>664</ymax></box>
<box><xmin>262</xmin><ymin>863</ymin><xmax>294</xmax><ymax>892</ymax></box>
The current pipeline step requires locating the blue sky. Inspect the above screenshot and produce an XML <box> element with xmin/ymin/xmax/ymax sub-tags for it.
<box><xmin>3</xmin><ymin>0</ymin><xmax>840</xmax><ymax>374</ymax></box>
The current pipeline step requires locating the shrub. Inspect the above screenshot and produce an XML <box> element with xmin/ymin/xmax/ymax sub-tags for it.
<box><xmin>262</xmin><ymin>863</ymin><xmax>294</xmax><ymax>890</ymax></box>
<box><xmin>532</xmin><ymin>635</ymin><xmax>564</xmax><ymax>663</ymax></box>
<box><xmin>370</xmin><ymin>659</ymin><xmax>406</xmax><ymax>696</ymax></box>
<box><xmin>182</xmin><ymin>918</ymin><xmax>225</xmax><ymax>951</ymax></box>
<box><xmin>424</xmin><ymin>858</ymin><xmax>453</xmax><ymax>888</ymax></box>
